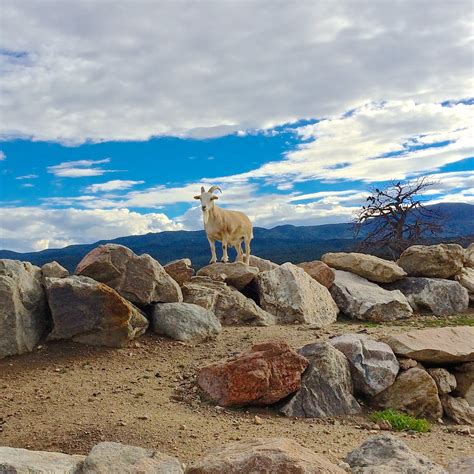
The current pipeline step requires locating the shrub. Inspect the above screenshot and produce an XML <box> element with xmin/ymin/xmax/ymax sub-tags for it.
<box><xmin>369</xmin><ymin>409</ymin><xmax>431</xmax><ymax>433</ymax></box>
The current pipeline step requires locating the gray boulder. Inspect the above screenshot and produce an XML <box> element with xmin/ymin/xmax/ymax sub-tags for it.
<box><xmin>76</xmin><ymin>244</ymin><xmax>182</xmax><ymax>305</ymax></box>
<box><xmin>0</xmin><ymin>260</ymin><xmax>48</xmax><ymax>359</ymax></box>
<box><xmin>151</xmin><ymin>302</ymin><xmax>221</xmax><ymax>342</ymax></box>
<box><xmin>45</xmin><ymin>275</ymin><xmax>148</xmax><ymax>348</ymax></box>
<box><xmin>281</xmin><ymin>342</ymin><xmax>361</xmax><ymax>418</ymax></box>
<box><xmin>384</xmin><ymin>278</ymin><xmax>469</xmax><ymax>316</ymax></box>
<box><xmin>441</xmin><ymin>395</ymin><xmax>474</xmax><ymax>425</ymax></box>
<box><xmin>331</xmin><ymin>270</ymin><xmax>412</xmax><ymax>322</ymax></box>
<box><xmin>447</xmin><ymin>457</ymin><xmax>474</xmax><ymax>474</ymax></box>
<box><xmin>164</xmin><ymin>258</ymin><xmax>194</xmax><ymax>286</ymax></box>
<box><xmin>183</xmin><ymin>277</ymin><xmax>275</xmax><ymax>326</ymax></box>
<box><xmin>0</xmin><ymin>446</ymin><xmax>84</xmax><ymax>473</ymax></box>
<box><xmin>453</xmin><ymin>362</ymin><xmax>474</xmax><ymax>406</ymax></box>
<box><xmin>196</xmin><ymin>262</ymin><xmax>259</xmax><ymax>290</ymax></box>
<box><xmin>465</xmin><ymin>243</ymin><xmax>474</xmax><ymax>267</ymax></box>
<box><xmin>256</xmin><ymin>263</ymin><xmax>339</xmax><ymax>326</ymax></box>
<box><xmin>330</xmin><ymin>333</ymin><xmax>399</xmax><ymax>396</ymax></box>
<box><xmin>41</xmin><ymin>261</ymin><xmax>69</xmax><ymax>278</ymax></box>
<box><xmin>248</xmin><ymin>255</ymin><xmax>279</xmax><ymax>272</ymax></box>
<box><xmin>344</xmin><ymin>435</ymin><xmax>447</xmax><ymax>473</ymax></box>
<box><xmin>82</xmin><ymin>441</ymin><xmax>183</xmax><ymax>473</ymax></box>
<box><xmin>427</xmin><ymin>368</ymin><xmax>457</xmax><ymax>394</ymax></box>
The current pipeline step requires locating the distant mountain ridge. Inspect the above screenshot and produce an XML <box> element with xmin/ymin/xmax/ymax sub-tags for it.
<box><xmin>1</xmin><ymin>202</ymin><xmax>473</xmax><ymax>271</ymax></box>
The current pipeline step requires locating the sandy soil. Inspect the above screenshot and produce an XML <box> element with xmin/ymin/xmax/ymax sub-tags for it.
<box><xmin>1</xmin><ymin>315</ymin><xmax>473</xmax><ymax>468</ymax></box>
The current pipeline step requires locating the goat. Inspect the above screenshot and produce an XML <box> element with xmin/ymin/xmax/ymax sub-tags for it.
<box><xmin>194</xmin><ymin>185</ymin><xmax>253</xmax><ymax>265</ymax></box>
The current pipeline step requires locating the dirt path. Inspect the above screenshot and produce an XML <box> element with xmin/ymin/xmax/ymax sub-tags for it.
<box><xmin>1</xmin><ymin>315</ymin><xmax>473</xmax><ymax>468</ymax></box>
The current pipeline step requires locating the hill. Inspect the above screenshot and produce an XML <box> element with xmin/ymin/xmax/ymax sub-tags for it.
<box><xmin>1</xmin><ymin>202</ymin><xmax>473</xmax><ymax>271</ymax></box>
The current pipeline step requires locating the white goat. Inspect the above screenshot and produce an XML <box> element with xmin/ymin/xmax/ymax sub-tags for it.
<box><xmin>194</xmin><ymin>185</ymin><xmax>253</xmax><ymax>265</ymax></box>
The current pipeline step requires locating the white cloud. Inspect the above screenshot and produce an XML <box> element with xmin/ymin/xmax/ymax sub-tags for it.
<box><xmin>47</xmin><ymin>158</ymin><xmax>114</xmax><ymax>178</ymax></box>
<box><xmin>0</xmin><ymin>151</ymin><xmax>5</xmax><ymax>161</ymax></box>
<box><xmin>85</xmin><ymin>179</ymin><xmax>144</xmax><ymax>193</ymax></box>
<box><xmin>16</xmin><ymin>174</ymin><xmax>38</xmax><ymax>179</ymax></box>
<box><xmin>0</xmin><ymin>1</ymin><xmax>472</xmax><ymax>143</ymax></box>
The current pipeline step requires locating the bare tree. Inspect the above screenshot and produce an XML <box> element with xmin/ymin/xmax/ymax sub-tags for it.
<box><xmin>354</xmin><ymin>178</ymin><xmax>443</xmax><ymax>258</ymax></box>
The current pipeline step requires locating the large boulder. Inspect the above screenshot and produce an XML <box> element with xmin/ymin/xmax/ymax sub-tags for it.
<box><xmin>198</xmin><ymin>341</ymin><xmax>308</xmax><ymax>407</ymax></box>
<box><xmin>384</xmin><ymin>277</ymin><xmax>469</xmax><ymax>316</ymax></box>
<box><xmin>41</xmin><ymin>261</ymin><xmax>69</xmax><ymax>278</ymax></box>
<box><xmin>164</xmin><ymin>258</ymin><xmax>194</xmax><ymax>286</ymax></box>
<box><xmin>427</xmin><ymin>368</ymin><xmax>457</xmax><ymax>394</ymax></box>
<box><xmin>464</xmin><ymin>243</ymin><xmax>474</xmax><ymax>268</ymax></box>
<box><xmin>455</xmin><ymin>267</ymin><xmax>474</xmax><ymax>293</ymax></box>
<box><xmin>248</xmin><ymin>255</ymin><xmax>279</xmax><ymax>272</ymax></box>
<box><xmin>82</xmin><ymin>441</ymin><xmax>183</xmax><ymax>473</ymax></box>
<box><xmin>398</xmin><ymin>244</ymin><xmax>465</xmax><ymax>278</ymax></box>
<box><xmin>281</xmin><ymin>342</ymin><xmax>361</xmax><ymax>418</ymax></box>
<box><xmin>76</xmin><ymin>244</ymin><xmax>182</xmax><ymax>305</ymax></box>
<box><xmin>151</xmin><ymin>302</ymin><xmax>221</xmax><ymax>342</ymax></box>
<box><xmin>330</xmin><ymin>334</ymin><xmax>399</xmax><ymax>396</ymax></box>
<box><xmin>344</xmin><ymin>435</ymin><xmax>447</xmax><ymax>473</ymax></box>
<box><xmin>453</xmin><ymin>362</ymin><xmax>474</xmax><ymax>406</ymax></box>
<box><xmin>183</xmin><ymin>277</ymin><xmax>275</xmax><ymax>326</ymax></box>
<box><xmin>256</xmin><ymin>263</ymin><xmax>339</xmax><ymax>326</ymax></box>
<box><xmin>441</xmin><ymin>395</ymin><xmax>474</xmax><ymax>425</ymax></box>
<box><xmin>331</xmin><ymin>270</ymin><xmax>412</xmax><ymax>322</ymax></box>
<box><xmin>447</xmin><ymin>457</ymin><xmax>474</xmax><ymax>474</ymax></box>
<box><xmin>371</xmin><ymin>367</ymin><xmax>443</xmax><ymax>419</ymax></box>
<box><xmin>186</xmin><ymin>438</ymin><xmax>345</xmax><ymax>474</ymax></box>
<box><xmin>297</xmin><ymin>260</ymin><xmax>335</xmax><ymax>288</ymax></box>
<box><xmin>384</xmin><ymin>326</ymin><xmax>474</xmax><ymax>365</ymax></box>
<box><xmin>0</xmin><ymin>260</ymin><xmax>48</xmax><ymax>359</ymax></box>
<box><xmin>196</xmin><ymin>262</ymin><xmax>259</xmax><ymax>290</ymax></box>
<box><xmin>45</xmin><ymin>276</ymin><xmax>148</xmax><ymax>348</ymax></box>
<box><xmin>0</xmin><ymin>446</ymin><xmax>84</xmax><ymax>473</ymax></box>
<box><xmin>322</xmin><ymin>252</ymin><xmax>406</xmax><ymax>283</ymax></box>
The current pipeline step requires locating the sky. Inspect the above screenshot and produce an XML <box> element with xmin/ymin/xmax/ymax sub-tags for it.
<box><xmin>0</xmin><ymin>0</ymin><xmax>473</xmax><ymax>253</ymax></box>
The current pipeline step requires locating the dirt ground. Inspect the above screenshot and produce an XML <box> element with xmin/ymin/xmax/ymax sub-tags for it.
<box><xmin>1</xmin><ymin>314</ymin><xmax>473</xmax><ymax>468</ymax></box>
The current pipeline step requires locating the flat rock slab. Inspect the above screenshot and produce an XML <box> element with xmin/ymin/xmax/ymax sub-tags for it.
<box><xmin>198</xmin><ymin>341</ymin><xmax>308</xmax><ymax>407</ymax></box>
<box><xmin>384</xmin><ymin>277</ymin><xmax>469</xmax><ymax>316</ymax></box>
<box><xmin>0</xmin><ymin>446</ymin><xmax>84</xmax><ymax>473</ymax></box>
<box><xmin>330</xmin><ymin>334</ymin><xmax>399</xmax><ymax>396</ymax></box>
<box><xmin>322</xmin><ymin>252</ymin><xmax>406</xmax><ymax>283</ymax></box>
<box><xmin>196</xmin><ymin>262</ymin><xmax>259</xmax><ymax>290</ymax></box>
<box><xmin>384</xmin><ymin>326</ymin><xmax>474</xmax><ymax>365</ymax></box>
<box><xmin>297</xmin><ymin>260</ymin><xmax>335</xmax><ymax>288</ymax></box>
<box><xmin>151</xmin><ymin>302</ymin><xmax>221</xmax><ymax>342</ymax></box>
<box><xmin>281</xmin><ymin>342</ymin><xmax>361</xmax><ymax>418</ymax></box>
<box><xmin>344</xmin><ymin>435</ymin><xmax>447</xmax><ymax>473</ymax></box>
<box><xmin>76</xmin><ymin>243</ymin><xmax>182</xmax><ymax>305</ymax></box>
<box><xmin>186</xmin><ymin>438</ymin><xmax>345</xmax><ymax>473</ymax></box>
<box><xmin>164</xmin><ymin>258</ymin><xmax>194</xmax><ymax>286</ymax></box>
<box><xmin>82</xmin><ymin>441</ymin><xmax>183</xmax><ymax>473</ymax></box>
<box><xmin>398</xmin><ymin>243</ymin><xmax>465</xmax><ymax>278</ymax></box>
<box><xmin>248</xmin><ymin>255</ymin><xmax>279</xmax><ymax>272</ymax></box>
<box><xmin>331</xmin><ymin>270</ymin><xmax>412</xmax><ymax>322</ymax></box>
<box><xmin>256</xmin><ymin>262</ymin><xmax>339</xmax><ymax>326</ymax></box>
<box><xmin>0</xmin><ymin>259</ymin><xmax>48</xmax><ymax>359</ymax></box>
<box><xmin>46</xmin><ymin>275</ymin><xmax>148</xmax><ymax>348</ymax></box>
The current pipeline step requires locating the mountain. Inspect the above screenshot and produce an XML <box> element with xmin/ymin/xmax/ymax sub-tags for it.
<box><xmin>1</xmin><ymin>203</ymin><xmax>473</xmax><ymax>271</ymax></box>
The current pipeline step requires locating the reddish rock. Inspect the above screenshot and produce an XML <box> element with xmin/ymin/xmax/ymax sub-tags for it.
<box><xmin>198</xmin><ymin>341</ymin><xmax>308</xmax><ymax>407</ymax></box>
<box><xmin>297</xmin><ymin>261</ymin><xmax>335</xmax><ymax>288</ymax></box>
<box><xmin>164</xmin><ymin>258</ymin><xmax>194</xmax><ymax>286</ymax></box>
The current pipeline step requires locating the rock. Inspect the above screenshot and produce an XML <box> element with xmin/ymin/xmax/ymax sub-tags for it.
<box><xmin>297</xmin><ymin>260</ymin><xmax>335</xmax><ymax>288</ymax></box>
<box><xmin>447</xmin><ymin>456</ymin><xmax>474</xmax><ymax>474</ymax></box>
<box><xmin>256</xmin><ymin>262</ymin><xmax>339</xmax><ymax>326</ymax></box>
<box><xmin>427</xmin><ymin>368</ymin><xmax>457</xmax><ymax>394</ymax></box>
<box><xmin>464</xmin><ymin>243</ymin><xmax>474</xmax><ymax>268</ymax></box>
<box><xmin>0</xmin><ymin>446</ymin><xmax>84</xmax><ymax>473</ymax></box>
<box><xmin>196</xmin><ymin>262</ymin><xmax>259</xmax><ymax>290</ymax></box>
<box><xmin>331</xmin><ymin>270</ymin><xmax>413</xmax><ymax>322</ymax></box>
<box><xmin>281</xmin><ymin>342</ymin><xmax>360</xmax><ymax>418</ymax></box>
<box><xmin>330</xmin><ymin>334</ymin><xmax>399</xmax><ymax>396</ymax></box>
<box><xmin>45</xmin><ymin>275</ymin><xmax>148</xmax><ymax>348</ymax></box>
<box><xmin>41</xmin><ymin>261</ymin><xmax>69</xmax><ymax>278</ymax></box>
<box><xmin>186</xmin><ymin>438</ymin><xmax>345</xmax><ymax>474</ymax></box>
<box><xmin>371</xmin><ymin>367</ymin><xmax>443</xmax><ymax>419</ymax></box>
<box><xmin>453</xmin><ymin>362</ymin><xmax>474</xmax><ymax>406</ymax></box>
<box><xmin>441</xmin><ymin>395</ymin><xmax>474</xmax><ymax>425</ymax></box>
<box><xmin>151</xmin><ymin>302</ymin><xmax>221</xmax><ymax>342</ymax></box>
<box><xmin>398</xmin><ymin>358</ymin><xmax>418</xmax><ymax>370</ymax></box>
<box><xmin>344</xmin><ymin>434</ymin><xmax>447</xmax><ymax>473</ymax></box>
<box><xmin>183</xmin><ymin>277</ymin><xmax>275</xmax><ymax>326</ymax></box>
<box><xmin>82</xmin><ymin>441</ymin><xmax>183</xmax><ymax>473</ymax></box>
<box><xmin>248</xmin><ymin>255</ymin><xmax>279</xmax><ymax>272</ymax></box>
<box><xmin>455</xmin><ymin>267</ymin><xmax>474</xmax><ymax>293</ymax></box>
<box><xmin>383</xmin><ymin>278</ymin><xmax>469</xmax><ymax>316</ymax></box>
<box><xmin>398</xmin><ymin>244</ymin><xmax>465</xmax><ymax>278</ymax></box>
<box><xmin>164</xmin><ymin>258</ymin><xmax>194</xmax><ymax>286</ymax></box>
<box><xmin>384</xmin><ymin>326</ymin><xmax>474</xmax><ymax>365</ymax></box>
<box><xmin>0</xmin><ymin>260</ymin><xmax>48</xmax><ymax>359</ymax></box>
<box><xmin>197</xmin><ymin>341</ymin><xmax>308</xmax><ymax>407</ymax></box>
<box><xmin>322</xmin><ymin>252</ymin><xmax>406</xmax><ymax>283</ymax></box>
<box><xmin>76</xmin><ymin>243</ymin><xmax>182</xmax><ymax>305</ymax></box>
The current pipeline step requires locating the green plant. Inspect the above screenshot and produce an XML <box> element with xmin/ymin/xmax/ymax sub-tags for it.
<box><xmin>369</xmin><ymin>409</ymin><xmax>431</xmax><ymax>433</ymax></box>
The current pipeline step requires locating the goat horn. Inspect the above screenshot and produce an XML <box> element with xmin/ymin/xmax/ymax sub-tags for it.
<box><xmin>208</xmin><ymin>186</ymin><xmax>222</xmax><ymax>194</ymax></box>
<box><xmin>200</xmin><ymin>186</ymin><xmax>205</xmax><ymax>193</ymax></box>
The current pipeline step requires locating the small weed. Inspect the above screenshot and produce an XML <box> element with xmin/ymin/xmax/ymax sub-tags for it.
<box><xmin>370</xmin><ymin>409</ymin><xmax>431</xmax><ymax>432</ymax></box>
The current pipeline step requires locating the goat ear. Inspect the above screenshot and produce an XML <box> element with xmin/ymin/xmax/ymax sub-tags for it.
<box><xmin>211</xmin><ymin>195</ymin><xmax>219</xmax><ymax>200</ymax></box>
<box><xmin>194</xmin><ymin>195</ymin><xmax>201</xmax><ymax>200</ymax></box>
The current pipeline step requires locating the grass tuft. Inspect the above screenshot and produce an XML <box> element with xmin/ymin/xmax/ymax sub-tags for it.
<box><xmin>369</xmin><ymin>409</ymin><xmax>431</xmax><ymax>433</ymax></box>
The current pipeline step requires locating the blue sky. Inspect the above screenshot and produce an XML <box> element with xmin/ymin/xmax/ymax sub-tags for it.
<box><xmin>0</xmin><ymin>1</ymin><xmax>473</xmax><ymax>252</ymax></box>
